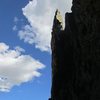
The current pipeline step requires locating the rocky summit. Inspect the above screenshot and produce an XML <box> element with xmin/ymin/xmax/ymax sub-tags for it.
<box><xmin>50</xmin><ymin>0</ymin><xmax>100</xmax><ymax>100</ymax></box>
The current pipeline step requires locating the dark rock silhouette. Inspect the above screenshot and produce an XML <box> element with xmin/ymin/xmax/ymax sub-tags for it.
<box><xmin>50</xmin><ymin>0</ymin><xmax>100</xmax><ymax>100</ymax></box>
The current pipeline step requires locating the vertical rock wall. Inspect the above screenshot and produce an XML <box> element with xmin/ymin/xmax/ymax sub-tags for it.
<box><xmin>50</xmin><ymin>0</ymin><xmax>100</xmax><ymax>100</ymax></box>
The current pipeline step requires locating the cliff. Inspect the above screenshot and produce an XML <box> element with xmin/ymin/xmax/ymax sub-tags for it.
<box><xmin>50</xmin><ymin>0</ymin><xmax>100</xmax><ymax>100</ymax></box>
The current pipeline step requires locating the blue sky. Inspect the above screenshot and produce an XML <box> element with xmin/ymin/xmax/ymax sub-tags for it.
<box><xmin>0</xmin><ymin>0</ymin><xmax>72</xmax><ymax>100</ymax></box>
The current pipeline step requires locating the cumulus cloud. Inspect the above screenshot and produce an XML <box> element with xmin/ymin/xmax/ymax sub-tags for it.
<box><xmin>18</xmin><ymin>0</ymin><xmax>72</xmax><ymax>52</ymax></box>
<box><xmin>0</xmin><ymin>42</ymin><xmax>45</xmax><ymax>92</ymax></box>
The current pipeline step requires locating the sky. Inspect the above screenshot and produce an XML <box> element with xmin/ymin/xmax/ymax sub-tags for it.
<box><xmin>0</xmin><ymin>0</ymin><xmax>72</xmax><ymax>100</ymax></box>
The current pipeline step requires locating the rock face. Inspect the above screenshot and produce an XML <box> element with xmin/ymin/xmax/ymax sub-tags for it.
<box><xmin>50</xmin><ymin>0</ymin><xmax>100</xmax><ymax>100</ymax></box>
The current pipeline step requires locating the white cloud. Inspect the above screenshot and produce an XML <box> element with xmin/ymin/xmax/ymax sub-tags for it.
<box><xmin>13</xmin><ymin>25</ymin><xmax>17</xmax><ymax>31</ymax></box>
<box><xmin>14</xmin><ymin>17</ymin><xmax>19</xmax><ymax>23</ymax></box>
<box><xmin>0</xmin><ymin>42</ymin><xmax>45</xmax><ymax>92</ymax></box>
<box><xmin>13</xmin><ymin>17</ymin><xmax>19</xmax><ymax>31</ymax></box>
<box><xmin>18</xmin><ymin>0</ymin><xmax>72</xmax><ymax>52</ymax></box>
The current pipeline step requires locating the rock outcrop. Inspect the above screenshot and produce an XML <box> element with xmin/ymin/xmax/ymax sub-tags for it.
<box><xmin>50</xmin><ymin>0</ymin><xmax>100</xmax><ymax>100</ymax></box>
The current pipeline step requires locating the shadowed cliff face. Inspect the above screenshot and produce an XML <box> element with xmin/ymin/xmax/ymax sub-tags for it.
<box><xmin>50</xmin><ymin>0</ymin><xmax>100</xmax><ymax>100</ymax></box>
